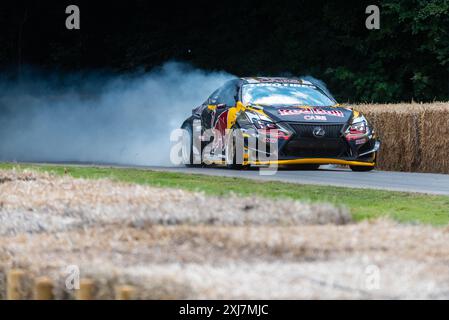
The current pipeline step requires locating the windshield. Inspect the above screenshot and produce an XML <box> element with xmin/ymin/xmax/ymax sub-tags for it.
<box><xmin>241</xmin><ymin>83</ymin><xmax>335</xmax><ymax>107</ymax></box>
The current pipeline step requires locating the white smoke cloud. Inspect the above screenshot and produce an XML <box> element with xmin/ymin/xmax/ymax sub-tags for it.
<box><xmin>0</xmin><ymin>62</ymin><xmax>234</xmax><ymax>166</ymax></box>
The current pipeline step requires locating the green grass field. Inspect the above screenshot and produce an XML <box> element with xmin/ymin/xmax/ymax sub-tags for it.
<box><xmin>2</xmin><ymin>162</ymin><xmax>449</xmax><ymax>225</ymax></box>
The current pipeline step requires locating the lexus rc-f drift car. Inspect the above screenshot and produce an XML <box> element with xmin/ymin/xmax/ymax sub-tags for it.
<box><xmin>181</xmin><ymin>77</ymin><xmax>380</xmax><ymax>171</ymax></box>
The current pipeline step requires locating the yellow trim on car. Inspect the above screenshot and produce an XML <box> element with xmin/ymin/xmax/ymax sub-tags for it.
<box><xmin>212</xmin><ymin>158</ymin><xmax>375</xmax><ymax>167</ymax></box>
<box><xmin>252</xmin><ymin>158</ymin><xmax>375</xmax><ymax>166</ymax></box>
<box><xmin>227</xmin><ymin>107</ymin><xmax>238</xmax><ymax>128</ymax></box>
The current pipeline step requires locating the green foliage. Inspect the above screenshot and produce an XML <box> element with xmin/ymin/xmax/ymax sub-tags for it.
<box><xmin>323</xmin><ymin>0</ymin><xmax>449</xmax><ymax>102</ymax></box>
<box><xmin>2</xmin><ymin>1</ymin><xmax>448</xmax><ymax>102</ymax></box>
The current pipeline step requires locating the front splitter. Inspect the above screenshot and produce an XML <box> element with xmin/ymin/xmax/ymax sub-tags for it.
<box><xmin>250</xmin><ymin>158</ymin><xmax>375</xmax><ymax>167</ymax></box>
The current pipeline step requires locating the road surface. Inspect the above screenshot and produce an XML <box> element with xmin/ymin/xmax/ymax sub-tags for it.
<box><xmin>19</xmin><ymin>162</ymin><xmax>449</xmax><ymax>195</ymax></box>
<box><xmin>142</xmin><ymin>165</ymin><xmax>449</xmax><ymax>195</ymax></box>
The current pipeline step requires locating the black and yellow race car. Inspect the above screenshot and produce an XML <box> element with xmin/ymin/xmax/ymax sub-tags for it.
<box><xmin>181</xmin><ymin>77</ymin><xmax>380</xmax><ymax>171</ymax></box>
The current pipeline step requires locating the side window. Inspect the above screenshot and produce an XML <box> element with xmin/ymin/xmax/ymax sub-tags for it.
<box><xmin>207</xmin><ymin>89</ymin><xmax>220</xmax><ymax>105</ymax></box>
<box><xmin>217</xmin><ymin>80</ymin><xmax>239</xmax><ymax>106</ymax></box>
<box><xmin>195</xmin><ymin>88</ymin><xmax>220</xmax><ymax>116</ymax></box>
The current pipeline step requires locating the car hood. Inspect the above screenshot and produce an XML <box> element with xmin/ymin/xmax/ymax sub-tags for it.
<box><xmin>259</xmin><ymin>105</ymin><xmax>353</xmax><ymax>124</ymax></box>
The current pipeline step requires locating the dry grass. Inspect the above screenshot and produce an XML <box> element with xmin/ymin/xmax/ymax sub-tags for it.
<box><xmin>1</xmin><ymin>169</ymin><xmax>449</xmax><ymax>299</ymax></box>
<box><xmin>0</xmin><ymin>169</ymin><xmax>349</xmax><ymax>236</ymax></box>
<box><xmin>357</xmin><ymin>102</ymin><xmax>449</xmax><ymax>173</ymax></box>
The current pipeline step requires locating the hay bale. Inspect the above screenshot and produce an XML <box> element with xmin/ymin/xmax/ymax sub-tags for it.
<box><xmin>357</xmin><ymin>102</ymin><xmax>449</xmax><ymax>173</ymax></box>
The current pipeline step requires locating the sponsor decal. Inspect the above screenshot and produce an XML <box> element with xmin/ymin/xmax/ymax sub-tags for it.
<box><xmin>355</xmin><ymin>138</ymin><xmax>367</xmax><ymax>145</ymax></box>
<box><xmin>262</xmin><ymin>137</ymin><xmax>278</xmax><ymax>143</ymax></box>
<box><xmin>258</xmin><ymin>129</ymin><xmax>290</xmax><ymax>141</ymax></box>
<box><xmin>250</xmin><ymin>83</ymin><xmax>314</xmax><ymax>88</ymax></box>
<box><xmin>256</xmin><ymin>77</ymin><xmax>304</xmax><ymax>84</ymax></box>
<box><xmin>278</xmin><ymin>107</ymin><xmax>344</xmax><ymax>117</ymax></box>
<box><xmin>304</xmin><ymin>115</ymin><xmax>327</xmax><ymax>121</ymax></box>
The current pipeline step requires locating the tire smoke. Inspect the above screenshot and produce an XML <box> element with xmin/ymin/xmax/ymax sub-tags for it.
<box><xmin>0</xmin><ymin>62</ymin><xmax>234</xmax><ymax>165</ymax></box>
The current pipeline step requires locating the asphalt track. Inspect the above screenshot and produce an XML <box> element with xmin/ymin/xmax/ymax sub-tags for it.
<box><xmin>142</xmin><ymin>165</ymin><xmax>449</xmax><ymax>195</ymax></box>
<box><xmin>20</xmin><ymin>162</ymin><xmax>449</xmax><ymax>195</ymax></box>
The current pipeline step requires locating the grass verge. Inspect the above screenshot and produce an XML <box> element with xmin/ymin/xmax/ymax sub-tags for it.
<box><xmin>1</xmin><ymin>162</ymin><xmax>449</xmax><ymax>225</ymax></box>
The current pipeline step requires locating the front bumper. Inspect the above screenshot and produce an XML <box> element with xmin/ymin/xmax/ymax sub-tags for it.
<box><xmin>243</xmin><ymin>122</ymin><xmax>380</xmax><ymax>166</ymax></box>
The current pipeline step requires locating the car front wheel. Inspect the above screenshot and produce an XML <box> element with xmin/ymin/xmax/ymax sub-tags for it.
<box><xmin>350</xmin><ymin>165</ymin><xmax>375</xmax><ymax>172</ymax></box>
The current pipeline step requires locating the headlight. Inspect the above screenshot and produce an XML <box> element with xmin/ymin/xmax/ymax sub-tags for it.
<box><xmin>346</xmin><ymin>115</ymin><xmax>369</xmax><ymax>135</ymax></box>
<box><xmin>243</xmin><ymin>110</ymin><xmax>292</xmax><ymax>140</ymax></box>
<box><xmin>348</xmin><ymin>120</ymin><xmax>367</xmax><ymax>135</ymax></box>
<box><xmin>344</xmin><ymin>114</ymin><xmax>372</xmax><ymax>143</ymax></box>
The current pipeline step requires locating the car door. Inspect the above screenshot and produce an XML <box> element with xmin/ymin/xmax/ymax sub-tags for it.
<box><xmin>199</xmin><ymin>80</ymin><xmax>239</xmax><ymax>156</ymax></box>
<box><xmin>209</xmin><ymin>80</ymin><xmax>240</xmax><ymax>154</ymax></box>
<box><xmin>200</xmin><ymin>88</ymin><xmax>221</xmax><ymax>130</ymax></box>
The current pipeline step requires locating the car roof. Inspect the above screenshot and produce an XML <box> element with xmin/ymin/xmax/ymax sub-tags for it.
<box><xmin>240</xmin><ymin>77</ymin><xmax>314</xmax><ymax>86</ymax></box>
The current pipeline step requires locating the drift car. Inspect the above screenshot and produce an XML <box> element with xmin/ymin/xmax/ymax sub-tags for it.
<box><xmin>181</xmin><ymin>77</ymin><xmax>380</xmax><ymax>171</ymax></box>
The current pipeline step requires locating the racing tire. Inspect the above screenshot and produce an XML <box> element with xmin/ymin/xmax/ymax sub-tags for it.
<box><xmin>181</xmin><ymin>122</ymin><xmax>202</xmax><ymax>167</ymax></box>
<box><xmin>225</xmin><ymin>129</ymin><xmax>247</xmax><ymax>170</ymax></box>
<box><xmin>350</xmin><ymin>165</ymin><xmax>375</xmax><ymax>172</ymax></box>
<box><xmin>291</xmin><ymin>164</ymin><xmax>320</xmax><ymax>170</ymax></box>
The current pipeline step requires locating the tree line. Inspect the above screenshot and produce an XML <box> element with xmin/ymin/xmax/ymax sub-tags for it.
<box><xmin>1</xmin><ymin>0</ymin><xmax>448</xmax><ymax>103</ymax></box>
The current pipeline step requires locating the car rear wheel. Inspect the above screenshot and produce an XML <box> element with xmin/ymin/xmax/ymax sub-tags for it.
<box><xmin>181</xmin><ymin>122</ymin><xmax>201</xmax><ymax>167</ymax></box>
<box><xmin>350</xmin><ymin>165</ymin><xmax>374</xmax><ymax>172</ymax></box>
<box><xmin>225</xmin><ymin>129</ymin><xmax>247</xmax><ymax>170</ymax></box>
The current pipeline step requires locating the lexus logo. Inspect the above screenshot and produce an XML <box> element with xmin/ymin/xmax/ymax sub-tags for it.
<box><xmin>312</xmin><ymin>126</ymin><xmax>326</xmax><ymax>138</ymax></box>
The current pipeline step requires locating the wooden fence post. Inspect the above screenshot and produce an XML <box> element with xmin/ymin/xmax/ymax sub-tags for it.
<box><xmin>115</xmin><ymin>285</ymin><xmax>136</xmax><ymax>300</ymax></box>
<box><xmin>7</xmin><ymin>269</ymin><xmax>27</xmax><ymax>300</ymax></box>
<box><xmin>76</xmin><ymin>278</ymin><xmax>95</xmax><ymax>300</ymax></box>
<box><xmin>34</xmin><ymin>277</ymin><xmax>54</xmax><ymax>300</ymax></box>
